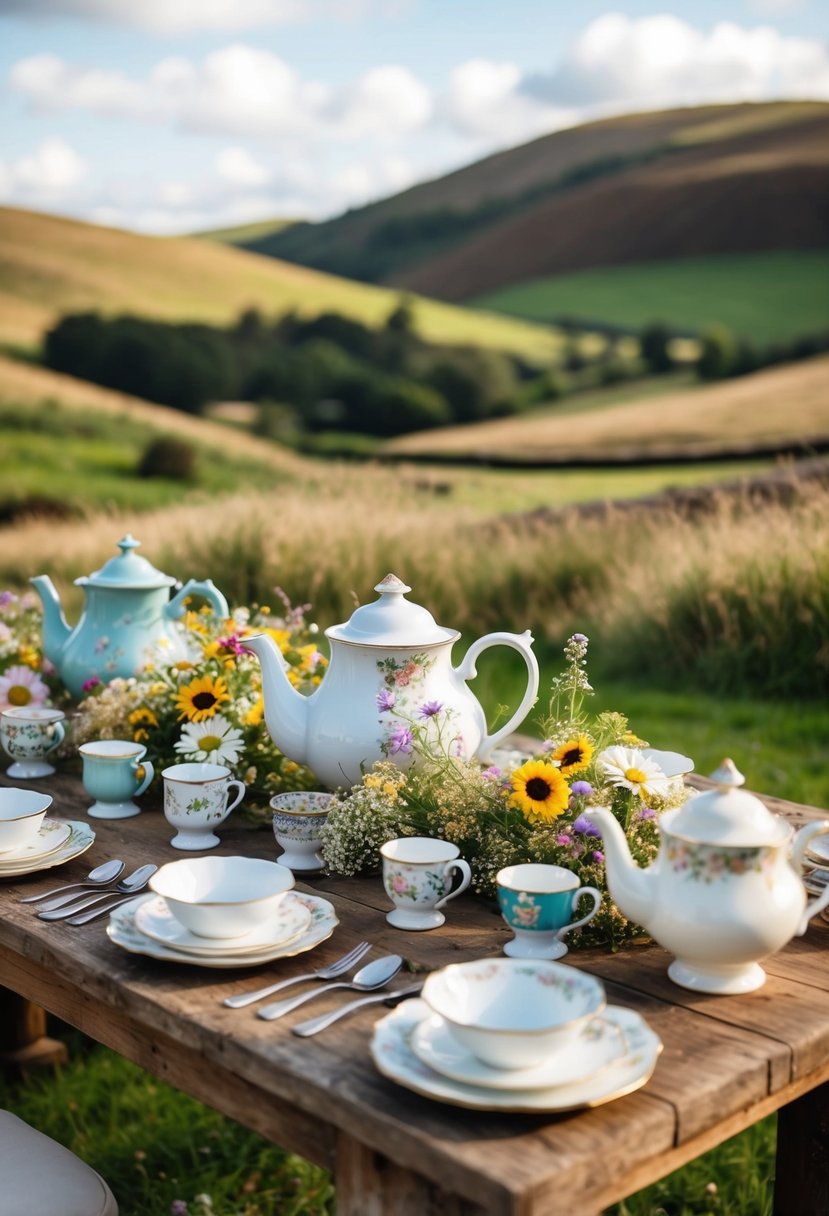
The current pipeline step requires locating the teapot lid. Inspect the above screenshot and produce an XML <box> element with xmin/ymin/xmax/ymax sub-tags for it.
<box><xmin>662</xmin><ymin>758</ymin><xmax>789</xmax><ymax>847</ymax></box>
<box><xmin>77</xmin><ymin>535</ymin><xmax>177</xmax><ymax>591</ymax></box>
<box><xmin>326</xmin><ymin>574</ymin><xmax>457</xmax><ymax>647</ymax></box>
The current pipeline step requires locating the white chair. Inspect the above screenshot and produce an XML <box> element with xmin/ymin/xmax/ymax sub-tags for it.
<box><xmin>0</xmin><ymin>1110</ymin><xmax>118</xmax><ymax>1216</ymax></box>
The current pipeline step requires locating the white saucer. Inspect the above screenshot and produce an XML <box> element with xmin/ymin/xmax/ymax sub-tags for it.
<box><xmin>807</xmin><ymin>838</ymin><xmax>829</xmax><ymax>864</ymax></box>
<box><xmin>108</xmin><ymin>891</ymin><xmax>338</xmax><ymax>968</ymax></box>
<box><xmin>0</xmin><ymin>818</ymin><xmax>71</xmax><ymax>866</ymax></box>
<box><xmin>372</xmin><ymin>1001</ymin><xmax>661</xmax><ymax>1113</ymax></box>
<box><xmin>134</xmin><ymin>894</ymin><xmax>311</xmax><ymax>956</ymax></box>
<box><xmin>0</xmin><ymin>821</ymin><xmax>95</xmax><ymax>878</ymax></box>
<box><xmin>410</xmin><ymin>1010</ymin><xmax>626</xmax><ymax>1091</ymax></box>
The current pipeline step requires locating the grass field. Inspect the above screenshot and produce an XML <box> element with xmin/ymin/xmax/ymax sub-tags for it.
<box><xmin>471</xmin><ymin>252</ymin><xmax>829</xmax><ymax>344</ymax></box>
<box><xmin>0</xmin><ymin>207</ymin><xmax>560</xmax><ymax>362</ymax></box>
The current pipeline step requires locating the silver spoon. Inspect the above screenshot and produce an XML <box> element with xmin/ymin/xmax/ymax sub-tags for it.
<box><xmin>292</xmin><ymin>983</ymin><xmax>423</xmax><ymax>1037</ymax></box>
<box><xmin>19</xmin><ymin>859</ymin><xmax>126</xmax><ymax>905</ymax></box>
<box><xmin>257</xmin><ymin>954</ymin><xmax>404</xmax><ymax>1022</ymax></box>
<box><xmin>37</xmin><ymin>864</ymin><xmax>158</xmax><ymax>921</ymax></box>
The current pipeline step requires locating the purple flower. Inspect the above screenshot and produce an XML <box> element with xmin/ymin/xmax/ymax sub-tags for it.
<box><xmin>592</xmin><ymin>849</ymin><xmax>604</xmax><ymax>864</ymax></box>
<box><xmin>0</xmin><ymin>591</ymin><xmax>14</xmax><ymax>608</ymax></box>
<box><xmin>376</xmin><ymin>689</ymin><xmax>396</xmax><ymax>712</ymax></box>
<box><xmin>217</xmin><ymin>633</ymin><xmax>245</xmax><ymax>656</ymax></box>
<box><xmin>418</xmin><ymin>700</ymin><xmax>443</xmax><ymax>719</ymax></box>
<box><xmin>482</xmin><ymin>766</ymin><xmax>502</xmax><ymax>781</ymax></box>
<box><xmin>570</xmin><ymin>781</ymin><xmax>593</xmax><ymax>798</ymax></box>
<box><xmin>81</xmin><ymin>676</ymin><xmax>101</xmax><ymax>693</ymax></box>
<box><xmin>637</xmin><ymin>807</ymin><xmax>657</xmax><ymax>822</ymax></box>
<box><xmin>573</xmin><ymin>814</ymin><xmax>601</xmax><ymax>838</ymax></box>
<box><xmin>555</xmin><ymin>833</ymin><xmax>572</xmax><ymax>846</ymax></box>
<box><xmin>170</xmin><ymin>1203</ymin><xmax>188</xmax><ymax>1216</ymax></box>
<box><xmin>572</xmin><ymin>633</ymin><xmax>588</xmax><ymax>643</ymax></box>
<box><xmin>387</xmin><ymin>726</ymin><xmax>413</xmax><ymax>755</ymax></box>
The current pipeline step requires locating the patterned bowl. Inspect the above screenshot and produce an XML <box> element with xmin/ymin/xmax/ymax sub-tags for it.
<box><xmin>421</xmin><ymin>957</ymin><xmax>605</xmax><ymax>1070</ymax></box>
<box><xmin>270</xmin><ymin>791</ymin><xmax>336</xmax><ymax>872</ymax></box>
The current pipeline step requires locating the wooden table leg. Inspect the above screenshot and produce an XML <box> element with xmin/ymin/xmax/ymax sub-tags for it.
<box><xmin>335</xmin><ymin>1132</ymin><xmax>488</xmax><ymax>1216</ymax></box>
<box><xmin>0</xmin><ymin>988</ymin><xmax>68</xmax><ymax>1075</ymax></box>
<box><xmin>774</xmin><ymin>1081</ymin><xmax>829</xmax><ymax>1216</ymax></box>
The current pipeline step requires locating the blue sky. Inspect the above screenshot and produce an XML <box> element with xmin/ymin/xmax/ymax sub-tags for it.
<box><xmin>1</xmin><ymin>0</ymin><xmax>827</xmax><ymax>233</ymax></box>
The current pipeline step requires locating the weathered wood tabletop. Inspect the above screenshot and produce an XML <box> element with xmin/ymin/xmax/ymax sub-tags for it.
<box><xmin>1</xmin><ymin>768</ymin><xmax>828</xmax><ymax>1216</ymax></box>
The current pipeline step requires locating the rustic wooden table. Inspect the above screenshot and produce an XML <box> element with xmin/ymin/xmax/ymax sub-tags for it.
<box><xmin>1</xmin><ymin>768</ymin><xmax>828</xmax><ymax>1216</ymax></box>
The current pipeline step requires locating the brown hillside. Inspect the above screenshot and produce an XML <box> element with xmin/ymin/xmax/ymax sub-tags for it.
<box><xmin>393</xmin><ymin>111</ymin><xmax>829</xmax><ymax>300</ymax></box>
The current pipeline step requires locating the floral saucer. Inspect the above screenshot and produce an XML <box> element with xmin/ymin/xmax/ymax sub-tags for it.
<box><xmin>0</xmin><ymin>821</ymin><xmax>95</xmax><ymax>878</ymax></box>
<box><xmin>134</xmin><ymin>893</ymin><xmax>311</xmax><ymax>956</ymax></box>
<box><xmin>410</xmin><ymin>1010</ymin><xmax>626</xmax><ymax>1091</ymax></box>
<box><xmin>108</xmin><ymin>891</ymin><xmax>338</xmax><ymax>968</ymax></box>
<box><xmin>0</xmin><ymin>818</ymin><xmax>71</xmax><ymax>867</ymax></box>
<box><xmin>372</xmin><ymin>1000</ymin><xmax>661</xmax><ymax>1113</ymax></box>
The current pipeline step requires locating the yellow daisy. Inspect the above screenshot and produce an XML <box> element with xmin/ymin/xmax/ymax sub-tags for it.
<box><xmin>245</xmin><ymin>696</ymin><xmax>265</xmax><ymax>727</ymax></box>
<box><xmin>174</xmin><ymin>673</ymin><xmax>230</xmax><ymax>722</ymax></box>
<box><xmin>510</xmin><ymin>760</ymin><xmax>569</xmax><ymax>823</ymax></box>
<box><xmin>551</xmin><ymin>735</ymin><xmax>594</xmax><ymax>777</ymax></box>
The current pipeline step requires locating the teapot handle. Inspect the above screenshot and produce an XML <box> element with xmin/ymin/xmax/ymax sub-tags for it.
<box><xmin>454</xmin><ymin>630</ymin><xmax>539</xmax><ymax>763</ymax></box>
<box><xmin>165</xmin><ymin>579</ymin><xmax>229</xmax><ymax>622</ymax></box>
<box><xmin>791</xmin><ymin>819</ymin><xmax>829</xmax><ymax>934</ymax></box>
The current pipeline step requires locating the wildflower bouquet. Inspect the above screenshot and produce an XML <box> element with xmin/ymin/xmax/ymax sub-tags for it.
<box><xmin>0</xmin><ymin>590</ymin><xmax>65</xmax><ymax>710</ymax></box>
<box><xmin>321</xmin><ymin>634</ymin><xmax>690</xmax><ymax>949</ymax></box>
<box><xmin>69</xmin><ymin>592</ymin><xmax>325</xmax><ymax>804</ymax></box>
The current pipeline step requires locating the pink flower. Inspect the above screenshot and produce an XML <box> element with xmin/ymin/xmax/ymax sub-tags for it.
<box><xmin>0</xmin><ymin>665</ymin><xmax>49</xmax><ymax>709</ymax></box>
<box><xmin>81</xmin><ymin>676</ymin><xmax>102</xmax><ymax>693</ymax></box>
<box><xmin>392</xmin><ymin>875</ymin><xmax>408</xmax><ymax>894</ymax></box>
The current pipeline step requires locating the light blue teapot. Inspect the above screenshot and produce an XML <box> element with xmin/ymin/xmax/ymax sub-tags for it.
<box><xmin>31</xmin><ymin>535</ymin><xmax>228</xmax><ymax>699</ymax></box>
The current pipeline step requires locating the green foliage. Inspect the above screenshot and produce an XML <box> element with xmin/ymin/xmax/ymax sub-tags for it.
<box><xmin>640</xmin><ymin>323</ymin><xmax>675</xmax><ymax>374</ymax></box>
<box><xmin>697</xmin><ymin>325</ymin><xmax>739</xmax><ymax>380</ymax></box>
<box><xmin>137</xmin><ymin>437</ymin><xmax>197</xmax><ymax>480</ymax></box>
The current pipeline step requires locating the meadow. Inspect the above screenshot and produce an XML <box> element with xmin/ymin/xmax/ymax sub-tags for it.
<box><xmin>471</xmin><ymin>251</ymin><xmax>829</xmax><ymax>344</ymax></box>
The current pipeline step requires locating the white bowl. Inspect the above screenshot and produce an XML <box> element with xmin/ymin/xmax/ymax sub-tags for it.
<box><xmin>148</xmin><ymin>855</ymin><xmax>295</xmax><ymax>939</ymax></box>
<box><xmin>0</xmin><ymin>788</ymin><xmax>53</xmax><ymax>854</ymax></box>
<box><xmin>421</xmin><ymin>958</ymin><xmax>605</xmax><ymax>1070</ymax></box>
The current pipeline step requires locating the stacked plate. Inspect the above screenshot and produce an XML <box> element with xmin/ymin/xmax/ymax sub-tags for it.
<box><xmin>0</xmin><ymin>819</ymin><xmax>96</xmax><ymax>879</ymax></box>
<box><xmin>371</xmin><ymin>958</ymin><xmax>661</xmax><ymax>1113</ymax></box>
<box><xmin>108</xmin><ymin>890</ymin><xmax>338</xmax><ymax>968</ymax></box>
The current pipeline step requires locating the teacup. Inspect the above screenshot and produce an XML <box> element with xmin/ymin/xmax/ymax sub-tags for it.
<box><xmin>380</xmin><ymin>836</ymin><xmax>471</xmax><ymax>931</ymax></box>
<box><xmin>270</xmin><ymin>791</ymin><xmax>335</xmax><ymax>872</ymax></box>
<box><xmin>1</xmin><ymin>707</ymin><xmax>65</xmax><ymax>779</ymax></box>
<box><xmin>162</xmin><ymin>762</ymin><xmax>246</xmax><ymax>851</ymax></box>
<box><xmin>497</xmin><ymin>863</ymin><xmax>601</xmax><ymax>959</ymax></box>
<box><xmin>79</xmin><ymin>740</ymin><xmax>154</xmax><ymax>819</ymax></box>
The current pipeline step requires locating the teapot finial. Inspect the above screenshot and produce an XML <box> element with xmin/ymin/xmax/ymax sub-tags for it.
<box><xmin>709</xmin><ymin>758</ymin><xmax>745</xmax><ymax>790</ymax></box>
<box><xmin>118</xmin><ymin>535</ymin><xmax>141</xmax><ymax>554</ymax></box>
<box><xmin>374</xmin><ymin>573</ymin><xmax>412</xmax><ymax>595</ymax></box>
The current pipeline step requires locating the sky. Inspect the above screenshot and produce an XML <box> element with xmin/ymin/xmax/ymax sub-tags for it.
<box><xmin>0</xmin><ymin>0</ymin><xmax>827</xmax><ymax>234</ymax></box>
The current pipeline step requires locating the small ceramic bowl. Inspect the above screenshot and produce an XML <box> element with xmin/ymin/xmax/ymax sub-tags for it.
<box><xmin>421</xmin><ymin>957</ymin><xmax>605</xmax><ymax>1070</ymax></box>
<box><xmin>270</xmin><ymin>791</ymin><xmax>336</xmax><ymax>872</ymax></box>
<box><xmin>149</xmin><ymin>855</ymin><xmax>295</xmax><ymax>939</ymax></box>
<box><xmin>0</xmin><ymin>788</ymin><xmax>53</xmax><ymax>854</ymax></box>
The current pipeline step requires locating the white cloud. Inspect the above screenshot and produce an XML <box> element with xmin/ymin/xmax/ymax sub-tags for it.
<box><xmin>0</xmin><ymin>0</ymin><xmax>312</xmax><ymax>34</ymax></box>
<box><xmin>215</xmin><ymin>146</ymin><xmax>271</xmax><ymax>187</ymax></box>
<box><xmin>0</xmin><ymin>136</ymin><xmax>87</xmax><ymax>204</ymax></box>
<box><xmin>336</xmin><ymin>65</ymin><xmax>432</xmax><ymax>139</ymax></box>
<box><xmin>446</xmin><ymin>59</ymin><xmax>575</xmax><ymax>145</ymax></box>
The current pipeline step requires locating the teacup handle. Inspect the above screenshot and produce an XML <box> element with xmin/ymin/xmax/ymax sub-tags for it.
<box><xmin>791</xmin><ymin>820</ymin><xmax>829</xmax><ymax>933</ymax></box>
<box><xmin>434</xmin><ymin>859</ymin><xmax>472</xmax><ymax>910</ymax></box>
<box><xmin>557</xmin><ymin>886</ymin><xmax>602</xmax><ymax>941</ymax></box>
<box><xmin>131</xmin><ymin>759</ymin><xmax>154</xmax><ymax>798</ymax></box>
<box><xmin>223</xmin><ymin>780</ymin><xmax>246</xmax><ymax>817</ymax></box>
<box><xmin>44</xmin><ymin>721</ymin><xmax>65</xmax><ymax>756</ymax></box>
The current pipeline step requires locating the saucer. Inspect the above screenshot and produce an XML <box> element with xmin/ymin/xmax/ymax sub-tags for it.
<box><xmin>135</xmin><ymin>893</ymin><xmax>311</xmax><ymax>956</ymax></box>
<box><xmin>806</xmin><ymin>838</ymin><xmax>829</xmax><ymax>864</ymax></box>
<box><xmin>371</xmin><ymin>1001</ymin><xmax>661</xmax><ymax>1113</ymax></box>
<box><xmin>108</xmin><ymin>891</ymin><xmax>338</xmax><ymax>968</ymax></box>
<box><xmin>0</xmin><ymin>821</ymin><xmax>95</xmax><ymax>878</ymax></box>
<box><xmin>410</xmin><ymin>1010</ymin><xmax>626</xmax><ymax>1091</ymax></box>
<box><xmin>0</xmin><ymin>818</ymin><xmax>71</xmax><ymax>865</ymax></box>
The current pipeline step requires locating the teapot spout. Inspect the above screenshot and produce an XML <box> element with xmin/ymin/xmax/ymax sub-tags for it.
<box><xmin>30</xmin><ymin>575</ymin><xmax>72</xmax><ymax>666</ymax></box>
<box><xmin>583</xmin><ymin>805</ymin><xmax>655</xmax><ymax>929</ymax></box>
<box><xmin>242</xmin><ymin>633</ymin><xmax>311</xmax><ymax>767</ymax></box>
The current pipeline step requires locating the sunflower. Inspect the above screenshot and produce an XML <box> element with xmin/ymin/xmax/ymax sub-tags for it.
<box><xmin>510</xmin><ymin>760</ymin><xmax>569</xmax><ymax>823</ymax></box>
<box><xmin>551</xmin><ymin>735</ymin><xmax>594</xmax><ymax>777</ymax></box>
<box><xmin>174</xmin><ymin>673</ymin><xmax>230</xmax><ymax>722</ymax></box>
<box><xmin>128</xmin><ymin>706</ymin><xmax>158</xmax><ymax>742</ymax></box>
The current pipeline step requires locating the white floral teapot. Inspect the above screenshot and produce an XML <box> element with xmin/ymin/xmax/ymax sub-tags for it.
<box><xmin>585</xmin><ymin>758</ymin><xmax>829</xmax><ymax>994</ymax></box>
<box><xmin>243</xmin><ymin>573</ymin><xmax>540</xmax><ymax>790</ymax></box>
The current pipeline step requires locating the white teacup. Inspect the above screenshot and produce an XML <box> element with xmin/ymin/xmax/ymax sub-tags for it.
<box><xmin>162</xmin><ymin>763</ymin><xmax>246</xmax><ymax>851</ymax></box>
<box><xmin>1</xmin><ymin>707</ymin><xmax>65</xmax><ymax>779</ymax></box>
<box><xmin>380</xmin><ymin>836</ymin><xmax>472</xmax><ymax>931</ymax></box>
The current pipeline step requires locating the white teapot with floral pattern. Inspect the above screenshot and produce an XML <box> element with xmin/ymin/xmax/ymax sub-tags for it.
<box><xmin>585</xmin><ymin>759</ymin><xmax>829</xmax><ymax>994</ymax></box>
<box><xmin>243</xmin><ymin>574</ymin><xmax>539</xmax><ymax>791</ymax></box>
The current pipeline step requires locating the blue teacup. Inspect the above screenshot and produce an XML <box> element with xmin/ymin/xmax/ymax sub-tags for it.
<box><xmin>79</xmin><ymin>739</ymin><xmax>154</xmax><ymax>820</ymax></box>
<box><xmin>496</xmin><ymin>863</ymin><xmax>601</xmax><ymax>960</ymax></box>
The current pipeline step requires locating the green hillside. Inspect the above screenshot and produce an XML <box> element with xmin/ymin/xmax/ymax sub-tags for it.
<box><xmin>472</xmin><ymin>252</ymin><xmax>829</xmax><ymax>344</ymax></box>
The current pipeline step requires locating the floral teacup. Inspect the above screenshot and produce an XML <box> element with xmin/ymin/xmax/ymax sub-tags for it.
<box><xmin>380</xmin><ymin>836</ymin><xmax>472</xmax><ymax>931</ymax></box>
<box><xmin>270</xmin><ymin>791</ymin><xmax>335</xmax><ymax>872</ymax></box>
<box><xmin>0</xmin><ymin>707</ymin><xmax>65</xmax><ymax>779</ymax></box>
<box><xmin>497</xmin><ymin>863</ymin><xmax>601</xmax><ymax>960</ymax></box>
<box><xmin>162</xmin><ymin>762</ymin><xmax>246</xmax><ymax>850</ymax></box>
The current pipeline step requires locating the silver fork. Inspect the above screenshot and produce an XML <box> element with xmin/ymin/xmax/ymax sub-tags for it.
<box><xmin>222</xmin><ymin>940</ymin><xmax>372</xmax><ymax>1009</ymax></box>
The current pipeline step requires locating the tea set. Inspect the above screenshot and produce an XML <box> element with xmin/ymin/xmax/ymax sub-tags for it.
<box><xmin>5</xmin><ymin>543</ymin><xmax>829</xmax><ymax>1114</ymax></box>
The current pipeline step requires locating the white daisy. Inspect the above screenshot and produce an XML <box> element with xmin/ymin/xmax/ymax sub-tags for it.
<box><xmin>174</xmin><ymin>714</ymin><xmax>244</xmax><ymax>765</ymax></box>
<box><xmin>598</xmin><ymin>746</ymin><xmax>670</xmax><ymax>798</ymax></box>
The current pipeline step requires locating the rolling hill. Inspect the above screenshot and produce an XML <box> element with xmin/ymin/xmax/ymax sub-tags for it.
<box><xmin>235</xmin><ymin>102</ymin><xmax>829</xmax><ymax>339</ymax></box>
<box><xmin>0</xmin><ymin>207</ymin><xmax>559</xmax><ymax>361</ymax></box>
